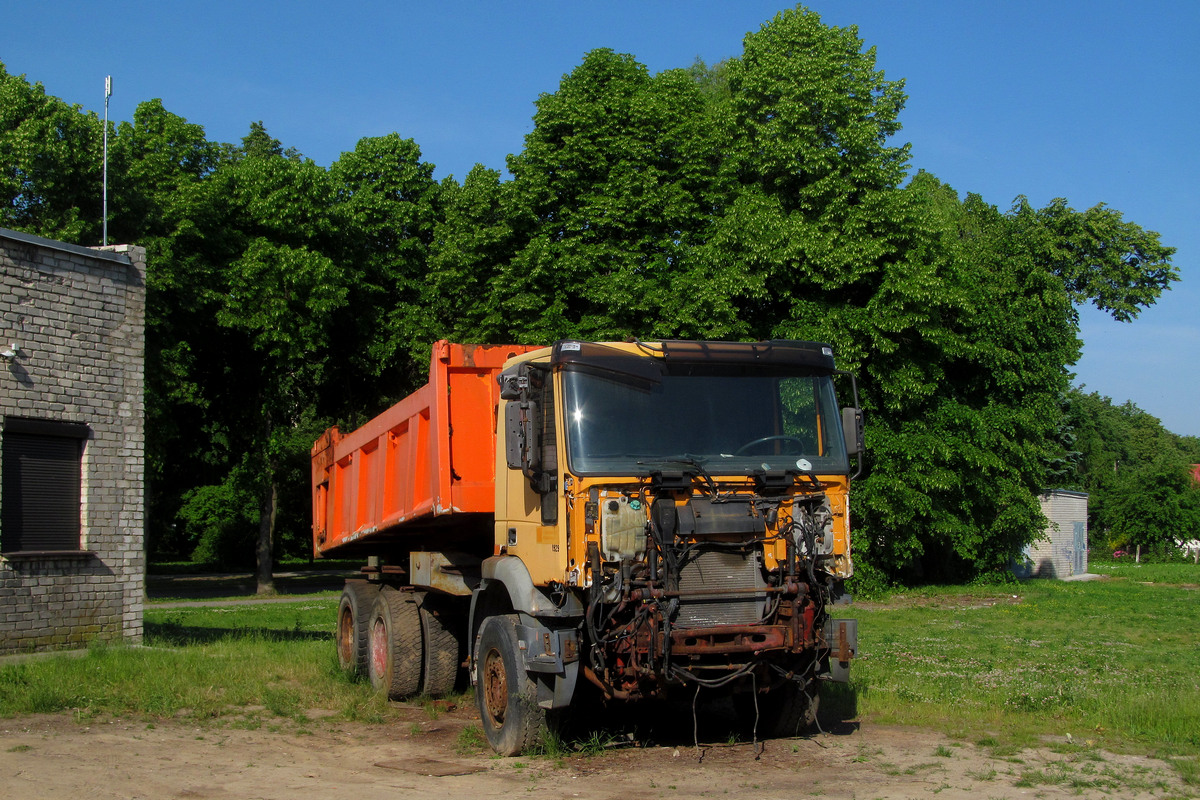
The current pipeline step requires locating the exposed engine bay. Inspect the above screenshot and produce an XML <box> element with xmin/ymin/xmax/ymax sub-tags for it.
<box><xmin>578</xmin><ymin>480</ymin><xmax>853</xmax><ymax>706</ymax></box>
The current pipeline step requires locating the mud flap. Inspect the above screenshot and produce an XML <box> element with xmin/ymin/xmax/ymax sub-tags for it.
<box><xmin>516</xmin><ymin>620</ymin><xmax>580</xmax><ymax>709</ymax></box>
<box><xmin>821</xmin><ymin>618</ymin><xmax>858</xmax><ymax>683</ymax></box>
<box><xmin>534</xmin><ymin>662</ymin><xmax>578</xmax><ymax>710</ymax></box>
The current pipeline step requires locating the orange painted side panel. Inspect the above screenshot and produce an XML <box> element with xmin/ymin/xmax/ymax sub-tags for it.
<box><xmin>311</xmin><ymin>341</ymin><xmax>538</xmax><ymax>556</ymax></box>
<box><xmin>448</xmin><ymin>358</ymin><xmax>504</xmax><ymax>513</ymax></box>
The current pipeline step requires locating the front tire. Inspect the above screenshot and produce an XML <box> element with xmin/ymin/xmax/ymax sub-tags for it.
<box><xmin>737</xmin><ymin>679</ymin><xmax>819</xmax><ymax>739</ymax></box>
<box><xmin>475</xmin><ymin>614</ymin><xmax>547</xmax><ymax>755</ymax></box>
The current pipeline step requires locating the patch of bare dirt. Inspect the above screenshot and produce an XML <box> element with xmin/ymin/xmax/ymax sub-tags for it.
<box><xmin>1</xmin><ymin>704</ymin><xmax>1190</xmax><ymax>800</ymax></box>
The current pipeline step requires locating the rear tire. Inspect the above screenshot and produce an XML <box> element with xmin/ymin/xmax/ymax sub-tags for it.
<box><xmin>417</xmin><ymin>593</ymin><xmax>463</xmax><ymax>696</ymax></box>
<box><xmin>336</xmin><ymin>581</ymin><xmax>378</xmax><ymax>677</ymax></box>
<box><xmin>367</xmin><ymin>587</ymin><xmax>423</xmax><ymax>699</ymax></box>
<box><xmin>475</xmin><ymin>614</ymin><xmax>547</xmax><ymax>755</ymax></box>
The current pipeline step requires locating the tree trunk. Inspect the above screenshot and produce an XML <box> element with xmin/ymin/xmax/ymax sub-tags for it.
<box><xmin>256</xmin><ymin>477</ymin><xmax>277</xmax><ymax>594</ymax></box>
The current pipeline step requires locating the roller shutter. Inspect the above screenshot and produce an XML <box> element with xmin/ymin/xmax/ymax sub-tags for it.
<box><xmin>1</xmin><ymin>419</ymin><xmax>86</xmax><ymax>552</ymax></box>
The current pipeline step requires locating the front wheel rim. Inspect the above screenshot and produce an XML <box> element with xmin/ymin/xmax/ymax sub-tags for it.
<box><xmin>481</xmin><ymin>647</ymin><xmax>508</xmax><ymax>727</ymax></box>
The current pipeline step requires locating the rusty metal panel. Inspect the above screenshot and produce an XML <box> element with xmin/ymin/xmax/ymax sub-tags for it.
<box><xmin>823</xmin><ymin>617</ymin><xmax>857</xmax><ymax>682</ymax></box>
<box><xmin>409</xmin><ymin>550</ymin><xmax>481</xmax><ymax>596</ymax></box>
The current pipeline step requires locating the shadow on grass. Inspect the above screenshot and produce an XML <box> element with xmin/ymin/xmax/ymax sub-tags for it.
<box><xmin>146</xmin><ymin>571</ymin><xmax>355</xmax><ymax>600</ymax></box>
<box><xmin>146</xmin><ymin>621</ymin><xmax>332</xmax><ymax>647</ymax></box>
<box><xmin>818</xmin><ymin>681</ymin><xmax>860</xmax><ymax>735</ymax></box>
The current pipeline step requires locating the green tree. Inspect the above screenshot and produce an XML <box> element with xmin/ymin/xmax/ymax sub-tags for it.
<box><xmin>848</xmin><ymin>172</ymin><xmax>1174</xmax><ymax>583</ymax></box>
<box><xmin>107</xmin><ymin>99</ymin><xmax>225</xmax><ymax>242</ymax></box>
<box><xmin>153</xmin><ymin>124</ymin><xmax>350</xmax><ymax>590</ymax></box>
<box><xmin>848</xmin><ymin>175</ymin><xmax>1083</xmax><ymax>582</ymax></box>
<box><xmin>103</xmin><ymin>100</ymin><xmax>234</xmax><ymax>559</ymax></box>
<box><xmin>1012</xmin><ymin>197</ymin><xmax>1178</xmax><ymax>323</ymax></box>
<box><xmin>328</xmin><ymin>133</ymin><xmax>441</xmax><ymax>399</ymax></box>
<box><xmin>1103</xmin><ymin>457</ymin><xmax>1200</xmax><ymax>553</ymax></box>
<box><xmin>0</xmin><ymin>74</ymin><xmax>240</xmax><ymax>560</ymax></box>
<box><xmin>0</xmin><ymin>62</ymin><xmax>103</xmax><ymax>242</ymax></box>
<box><xmin>136</xmin><ymin>127</ymin><xmax>443</xmax><ymax>578</ymax></box>
<box><xmin>490</xmin><ymin>47</ymin><xmax>740</xmax><ymax>342</ymax></box>
<box><xmin>427</xmin><ymin>165</ymin><xmax>518</xmax><ymax>341</ymax></box>
<box><xmin>1064</xmin><ymin>390</ymin><xmax>1200</xmax><ymax>552</ymax></box>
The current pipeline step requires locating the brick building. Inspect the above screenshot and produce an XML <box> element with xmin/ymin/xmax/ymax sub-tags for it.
<box><xmin>1</xmin><ymin>228</ymin><xmax>146</xmax><ymax>654</ymax></box>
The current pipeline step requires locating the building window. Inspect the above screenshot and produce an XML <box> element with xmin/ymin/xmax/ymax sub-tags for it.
<box><xmin>1</xmin><ymin>418</ymin><xmax>88</xmax><ymax>553</ymax></box>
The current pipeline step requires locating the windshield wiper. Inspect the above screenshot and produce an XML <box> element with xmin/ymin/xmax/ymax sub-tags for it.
<box><xmin>637</xmin><ymin>454</ymin><xmax>723</xmax><ymax>500</ymax></box>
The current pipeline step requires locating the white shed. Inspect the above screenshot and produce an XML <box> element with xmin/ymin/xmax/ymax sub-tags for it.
<box><xmin>1013</xmin><ymin>489</ymin><xmax>1089</xmax><ymax>579</ymax></box>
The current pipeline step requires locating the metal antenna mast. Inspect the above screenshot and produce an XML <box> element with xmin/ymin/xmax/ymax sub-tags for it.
<box><xmin>103</xmin><ymin>75</ymin><xmax>112</xmax><ymax>246</ymax></box>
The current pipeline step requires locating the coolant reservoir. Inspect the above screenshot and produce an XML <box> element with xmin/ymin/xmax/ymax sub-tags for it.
<box><xmin>600</xmin><ymin>494</ymin><xmax>646</xmax><ymax>561</ymax></box>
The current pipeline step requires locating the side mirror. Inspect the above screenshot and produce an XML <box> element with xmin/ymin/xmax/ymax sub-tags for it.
<box><xmin>841</xmin><ymin>407</ymin><xmax>864</xmax><ymax>457</ymax></box>
<box><xmin>498</xmin><ymin>372</ymin><xmax>523</xmax><ymax>400</ymax></box>
<box><xmin>501</xmin><ymin>364</ymin><xmax>557</xmax><ymax>522</ymax></box>
<box><xmin>505</xmin><ymin>399</ymin><xmax>542</xmax><ymax>474</ymax></box>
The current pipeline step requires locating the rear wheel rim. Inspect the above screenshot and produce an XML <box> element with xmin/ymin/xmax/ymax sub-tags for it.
<box><xmin>370</xmin><ymin>617</ymin><xmax>388</xmax><ymax>679</ymax></box>
<box><xmin>481</xmin><ymin>647</ymin><xmax>508</xmax><ymax>727</ymax></box>
<box><xmin>337</xmin><ymin>605</ymin><xmax>353</xmax><ymax>666</ymax></box>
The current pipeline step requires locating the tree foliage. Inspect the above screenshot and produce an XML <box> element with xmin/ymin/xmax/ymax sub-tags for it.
<box><xmin>1063</xmin><ymin>390</ymin><xmax>1200</xmax><ymax>552</ymax></box>
<box><xmin>1012</xmin><ymin>197</ymin><xmax>1179</xmax><ymax>323</ymax></box>
<box><xmin>0</xmin><ymin>64</ymin><xmax>103</xmax><ymax>241</ymax></box>
<box><xmin>487</xmin><ymin>48</ymin><xmax>733</xmax><ymax>341</ymax></box>
<box><xmin>0</xmin><ymin>6</ymin><xmax>1182</xmax><ymax>586</ymax></box>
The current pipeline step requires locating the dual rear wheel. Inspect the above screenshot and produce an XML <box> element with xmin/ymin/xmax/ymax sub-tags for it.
<box><xmin>336</xmin><ymin>582</ymin><xmax>464</xmax><ymax>699</ymax></box>
<box><xmin>340</xmin><ymin>586</ymin><xmax>549</xmax><ymax>754</ymax></box>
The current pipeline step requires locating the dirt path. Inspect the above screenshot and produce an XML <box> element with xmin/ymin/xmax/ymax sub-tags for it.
<box><xmin>1</xmin><ymin>703</ymin><xmax>1190</xmax><ymax>800</ymax></box>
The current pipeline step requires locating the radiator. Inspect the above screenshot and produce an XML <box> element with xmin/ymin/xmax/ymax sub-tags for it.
<box><xmin>673</xmin><ymin>549</ymin><xmax>766</xmax><ymax>629</ymax></box>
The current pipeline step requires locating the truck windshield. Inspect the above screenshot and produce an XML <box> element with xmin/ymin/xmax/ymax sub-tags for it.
<box><xmin>561</xmin><ymin>365</ymin><xmax>849</xmax><ymax>476</ymax></box>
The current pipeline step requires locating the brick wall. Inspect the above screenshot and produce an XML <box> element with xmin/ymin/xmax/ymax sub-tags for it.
<box><xmin>0</xmin><ymin>228</ymin><xmax>146</xmax><ymax>653</ymax></box>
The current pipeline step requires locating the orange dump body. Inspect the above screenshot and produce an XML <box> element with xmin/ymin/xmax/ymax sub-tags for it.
<box><xmin>311</xmin><ymin>341</ymin><xmax>538</xmax><ymax>557</ymax></box>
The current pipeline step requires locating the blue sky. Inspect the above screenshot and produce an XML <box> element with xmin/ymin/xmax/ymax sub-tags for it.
<box><xmin>3</xmin><ymin>1</ymin><xmax>1197</xmax><ymax>436</ymax></box>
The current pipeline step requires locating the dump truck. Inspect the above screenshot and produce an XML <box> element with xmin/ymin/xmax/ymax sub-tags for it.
<box><xmin>311</xmin><ymin>339</ymin><xmax>862</xmax><ymax>755</ymax></box>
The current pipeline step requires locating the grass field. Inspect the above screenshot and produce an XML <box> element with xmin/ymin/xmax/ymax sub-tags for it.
<box><xmin>0</xmin><ymin>599</ymin><xmax>395</xmax><ymax>730</ymax></box>
<box><xmin>839</xmin><ymin>567</ymin><xmax>1200</xmax><ymax>756</ymax></box>
<box><xmin>1089</xmin><ymin>559</ymin><xmax>1200</xmax><ymax>584</ymax></box>
<box><xmin>1</xmin><ymin>562</ymin><xmax>1197</xmax><ymax>781</ymax></box>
